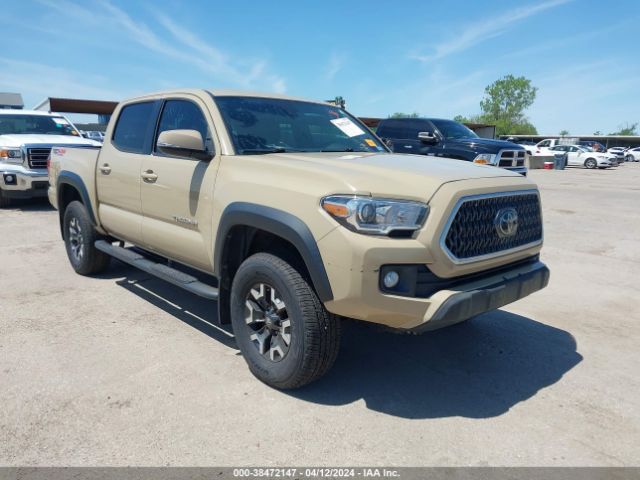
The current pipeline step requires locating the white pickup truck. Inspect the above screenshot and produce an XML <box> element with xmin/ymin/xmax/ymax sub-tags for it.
<box><xmin>0</xmin><ymin>109</ymin><xmax>100</xmax><ymax>207</ymax></box>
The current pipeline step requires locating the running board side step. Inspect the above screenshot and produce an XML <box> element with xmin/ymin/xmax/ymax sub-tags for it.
<box><xmin>95</xmin><ymin>240</ymin><xmax>219</xmax><ymax>300</ymax></box>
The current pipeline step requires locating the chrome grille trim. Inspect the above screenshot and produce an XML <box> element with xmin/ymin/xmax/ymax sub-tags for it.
<box><xmin>496</xmin><ymin>149</ymin><xmax>526</xmax><ymax>168</ymax></box>
<box><xmin>27</xmin><ymin>147</ymin><xmax>52</xmax><ymax>169</ymax></box>
<box><xmin>439</xmin><ymin>189</ymin><xmax>543</xmax><ymax>265</ymax></box>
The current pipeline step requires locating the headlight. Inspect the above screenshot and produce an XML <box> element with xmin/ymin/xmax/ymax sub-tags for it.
<box><xmin>321</xmin><ymin>195</ymin><xmax>428</xmax><ymax>236</ymax></box>
<box><xmin>473</xmin><ymin>153</ymin><xmax>496</xmax><ymax>165</ymax></box>
<box><xmin>0</xmin><ymin>147</ymin><xmax>23</xmax><ymax>164</ymax></box>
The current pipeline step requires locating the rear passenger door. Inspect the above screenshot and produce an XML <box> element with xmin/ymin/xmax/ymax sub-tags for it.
<box><xmin>378</xmin><ymin>120</ymin><xmax>427</xmax><ymax>154</ymax></box>
<box><xmin>97</xmin><ymin>100</ymin><xmax>160</xmax><ymax>244</ymax></box>
<box><xmin>139</xmin><ymin>97</ymin><xmax>220</xmax><ymax>271</ymax></box>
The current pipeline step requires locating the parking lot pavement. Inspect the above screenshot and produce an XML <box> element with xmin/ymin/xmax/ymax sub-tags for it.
<box><xmin>1</xmin><ymin>164</ymin><xmax>639</xmax><ymax>467</ymax></box>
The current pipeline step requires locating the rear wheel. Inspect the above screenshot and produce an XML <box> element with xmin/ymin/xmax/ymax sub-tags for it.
<box><xmin>584</xmin><ymin>158</ymin><xmax>597</xmax><ymax>169</ymax></box>
<box><xmin>230</xmin><ymin>253</ymin><xmax>341</xmax><ymax>389</ymax></box>
<box><xmin>63</xmin><ymin>201</ymin><xmax>110</xmax><ymax>275</ymax></box>
<box><xmin>0</xmin><ymin>189</ymin><xmax>12</xmax><ymax>208</ymax></box>
<box><xmin>626</xmin><ymin>154</ymin><xmax>634</xmax><ymax>162</ymax></box>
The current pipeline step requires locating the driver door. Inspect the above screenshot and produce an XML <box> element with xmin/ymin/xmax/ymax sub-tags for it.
<box><xmin>140</xmin><ymin>97</ymin><xmax>220</xmax><ymax>271</ymax></box>
<box><xmin>566</xmin><ymin>146</ymin><xmax>581</xmax><ymax>166</ymax></box>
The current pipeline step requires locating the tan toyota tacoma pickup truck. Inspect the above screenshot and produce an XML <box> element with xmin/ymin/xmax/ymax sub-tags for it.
<box><xmin>49</xmin><ymin>89</ymin><xmax>549</xmax><ymax>389</ymax></box>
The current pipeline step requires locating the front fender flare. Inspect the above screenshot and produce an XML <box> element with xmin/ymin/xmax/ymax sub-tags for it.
<box><xmin>214</xmin><ymin>202</ymin><xmax>333</xmax><ymax>302</ymax></box>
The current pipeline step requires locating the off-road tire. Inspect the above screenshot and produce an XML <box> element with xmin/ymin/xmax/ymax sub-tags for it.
<box><xmin>63</xmin><ymin>201</ymin><xmax>110</xmax><ymax>275</ymax></box>
<box><xmin>584</xmin><ymin>158</ymin><xmax>597</xmax><ymax>169</ymax></box>
<box><xmin>0</xmin><ymin>189</ymin><xmax>12</xmax><ymax>208</ymax></box>
<box><xmin>230</xmin><ymin>252</ymin><xmax>341</xmax><ymax>389</ymax></box>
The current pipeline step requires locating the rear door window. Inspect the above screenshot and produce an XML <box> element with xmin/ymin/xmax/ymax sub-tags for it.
<box><xmin>378</xmin><ymin>120</ymin><xmax>427</xmax><ymax>140</ymax></box>
<box><xmin>112</xmin><ymin>101</ymin><xmax>157</xmax><ymax>154</ymax></box>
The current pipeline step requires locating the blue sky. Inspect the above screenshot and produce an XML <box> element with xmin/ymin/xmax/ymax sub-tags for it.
<box><xmin>3</xmin><ymin>0</ymin><xmax>639</xmax><ymax>134</ymax></box>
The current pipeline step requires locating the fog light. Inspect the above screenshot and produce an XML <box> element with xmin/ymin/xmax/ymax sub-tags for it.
<box><xmin>3</xmin><ymin>174</ymin><xmax>17</xmax><ymax>185</ymax></box>
<box><xmin>383</xmin><ymin>270</ymin><xmax>400</xmax><ymax>288</ymax></box>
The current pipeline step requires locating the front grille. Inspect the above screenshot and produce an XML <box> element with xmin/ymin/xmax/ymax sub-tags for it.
<box><xmin>27</xmin><ymin>147</ymin><xmax>51</xmax><ymax>169</ymax></box>
<box><xmin>498</xmin><ymin>150</ymin><xmax>526</xmax><ymax>167</ymax></box>
<box><xmin>443</xmin><ymin>192</ymin><xmax>542</xmax><ymax>261</ymax></box>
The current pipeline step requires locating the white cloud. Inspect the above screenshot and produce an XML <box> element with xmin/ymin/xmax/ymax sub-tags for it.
<box><xmin>34</xmin><ymin>0</ymin><xmax>286</xmax><ymax>93</ymax></box>
<box><xmin>325</xmin><ymin>53</ymin><xmax>346</xmax><ymax>81</ymax></box>
<box><xmin>0</xmin><ymin>57</ymin><xmax>127</xmax><ymax>107</ymax></box>
<box><xmin>412</xmin><ymin>0</ymin><xmax>573</xmax><ymax>62</ymax></box>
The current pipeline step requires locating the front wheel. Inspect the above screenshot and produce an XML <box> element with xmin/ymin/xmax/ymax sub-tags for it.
<box><xmin>63</xmin><ymin>201</ymin><xmax>111</xmax><ymax>275</ymax></box>
<box><xmin>584</xmin><ymin>158</ymin><xmax>597</xmax><ymax>169</ymax></box>
<box><xmin>626</xmin><ymin>154</ymin><xmax>634</xmax><ymax>162</ymax></box>
<box><xmin>230</xmin><ymin>253</ymin><xmax>341</xmax><ymax>389</ymax></box>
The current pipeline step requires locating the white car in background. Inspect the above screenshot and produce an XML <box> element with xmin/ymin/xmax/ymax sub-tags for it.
<box><xmin>549</xmin><ymin>145</ymin><xmax>613</xmax><ymax>169</ymax></box>
<box><xmin>623</xmin><ymin>147</ymin><xmax>640</xmax><ymax>162</ymax></box>
<box><xmin>607</xmin><ymin>147</ymin><xmax>627</xmax><ymax>163</ymax></box>
<box><xmin>533</xmin><ymin>138</ymin><xmax>574</xmax><ymax>155</ymax></box>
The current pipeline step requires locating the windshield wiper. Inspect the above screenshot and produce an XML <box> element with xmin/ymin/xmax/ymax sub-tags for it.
<box><xmin>240</xmin><ymin>147</ymin><xmax>288</xmax><ymax>154</ymax></box>
<box><xmin>321</xmin><ymin>148</ymin><xmax>355</xmax><ymax>152</ymax></box>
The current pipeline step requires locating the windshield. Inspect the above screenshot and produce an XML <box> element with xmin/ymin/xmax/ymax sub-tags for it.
<box><xmin>0</xmin><ymin>114</ymin><xmax>79</xmax><ymax>136</ymax></box>
<box><xmin>214</xmin><ymin>96</ymin><xmax>386</xmax><ymax>154</ymax></box>
<box><xmin>431</xmin><ymin>119</ymin><xmax>478</xmax><ymax>140</ymax></box>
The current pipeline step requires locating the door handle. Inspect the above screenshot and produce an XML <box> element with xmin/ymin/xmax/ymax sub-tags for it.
<box><xmin>141</xmin><ymin>170</ymin><xmax>158</xmax><ymax>183</ymax></box>
<box><xmin>99</xmin><ymin>163</ymin><xmax>111</xmax><ymax>175</ymax></box>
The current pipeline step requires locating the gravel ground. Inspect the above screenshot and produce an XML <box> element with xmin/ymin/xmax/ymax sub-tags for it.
<box><xmin>1</xmin><ymin>164</ymin><xmax>639</xmax><ymax>466</ymax></box>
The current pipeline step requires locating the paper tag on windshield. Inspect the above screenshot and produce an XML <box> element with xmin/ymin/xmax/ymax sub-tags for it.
<box><xmin>52</xmin><ymin>118</ymin><xmax>69</xmax><ymax>125</ymax></box>
<box><xmin>330</xmin><ymin>118</ymin><xmax>365</xmax><ymax>137</ymax></box>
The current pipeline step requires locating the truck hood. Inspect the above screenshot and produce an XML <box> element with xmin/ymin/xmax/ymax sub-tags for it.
<box><xmin>444</xmin><ymin>137</ymin><xmax>525</xmax><ymax>153</ymax></box>
<box><xmin>0</xmin><ymin>134</ymin><xmax>101</xmax><ymax>147</ymax></box>
<box><xmin>246</xmin><ymin>151</ymin><xmax>529</xmax><ymax>203</ymax></box>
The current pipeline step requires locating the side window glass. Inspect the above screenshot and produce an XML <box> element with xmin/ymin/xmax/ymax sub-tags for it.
<box><xmin>112</xmin><ymin>102</ymin><xmax>156</xmax><ymax>153</ymax></box>
<box><xmin>156</xmin><ymin>100</ymin><xmax>212</xmax><ymax>155</ymax></box>
<box><xmin>404</xmin><ymin>121</ymin><xmax>426</xmax><ymax>139</ymax></box>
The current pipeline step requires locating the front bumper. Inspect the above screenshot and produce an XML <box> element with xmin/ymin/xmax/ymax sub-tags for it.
<box><xmin>0</xmin><ymin>165</ymin><xmax>49</xmax><ymax>199</ymax></box>
<box><xmin>408</xmin><ymin>261</ymin><xmax>549</xmax><ymax>333</ymax></box>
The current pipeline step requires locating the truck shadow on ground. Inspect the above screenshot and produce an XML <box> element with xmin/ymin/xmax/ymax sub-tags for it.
<box><xmin>7</xmin><ymin>198</ymin><xmax>55</xmax><ymax>212</ymax></box>
<box><xmin>111</xmin><ymin>262</ymin><xmax>582</xmax><ymax>419</ymax></box>
<box><xmin>293</xmin><ymin>313</ymin><xmax>582</xmax><ymax>419</ymax></box>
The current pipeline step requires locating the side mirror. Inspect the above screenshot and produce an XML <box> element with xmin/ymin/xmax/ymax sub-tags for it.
<box><xmin>157</xmin><ymin>129</ymin><xmax>211</xmax><ymax>161</ymax></box>
<box><xmin>418</xmin><ymin>131</ymin><xmax>437</xmax><ymax>143</ymax></box>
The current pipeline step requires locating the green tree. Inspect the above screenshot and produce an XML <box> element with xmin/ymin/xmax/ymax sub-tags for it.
<box><xmin>389</xmin><ymin>112</ymin><xmax>419</xmax><ymax>118</ymax></box>
<box><xmin>479</xmin><ymin>75</ymin><xmax>537</xmax><ymax>136</ymax></box>
<box><xmin>454</xmin><ymin>75</ymin><xmax>538</xmax><ymax>136</ymax></box>
<box><xmin>559</xmin><ymin>129</ymin><xmax>569</xmax><ymax>136</ymax></box>
<box><xmin>609</xmin><ymin>122</ymin><xmax>638</xmax><ymax>136</ymax></box>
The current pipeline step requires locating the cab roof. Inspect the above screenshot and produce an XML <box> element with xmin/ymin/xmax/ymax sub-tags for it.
<box><xmin>121</xmin><ymin>88</ymin><xmax>331</xmax><ymax>106</ymax></box>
